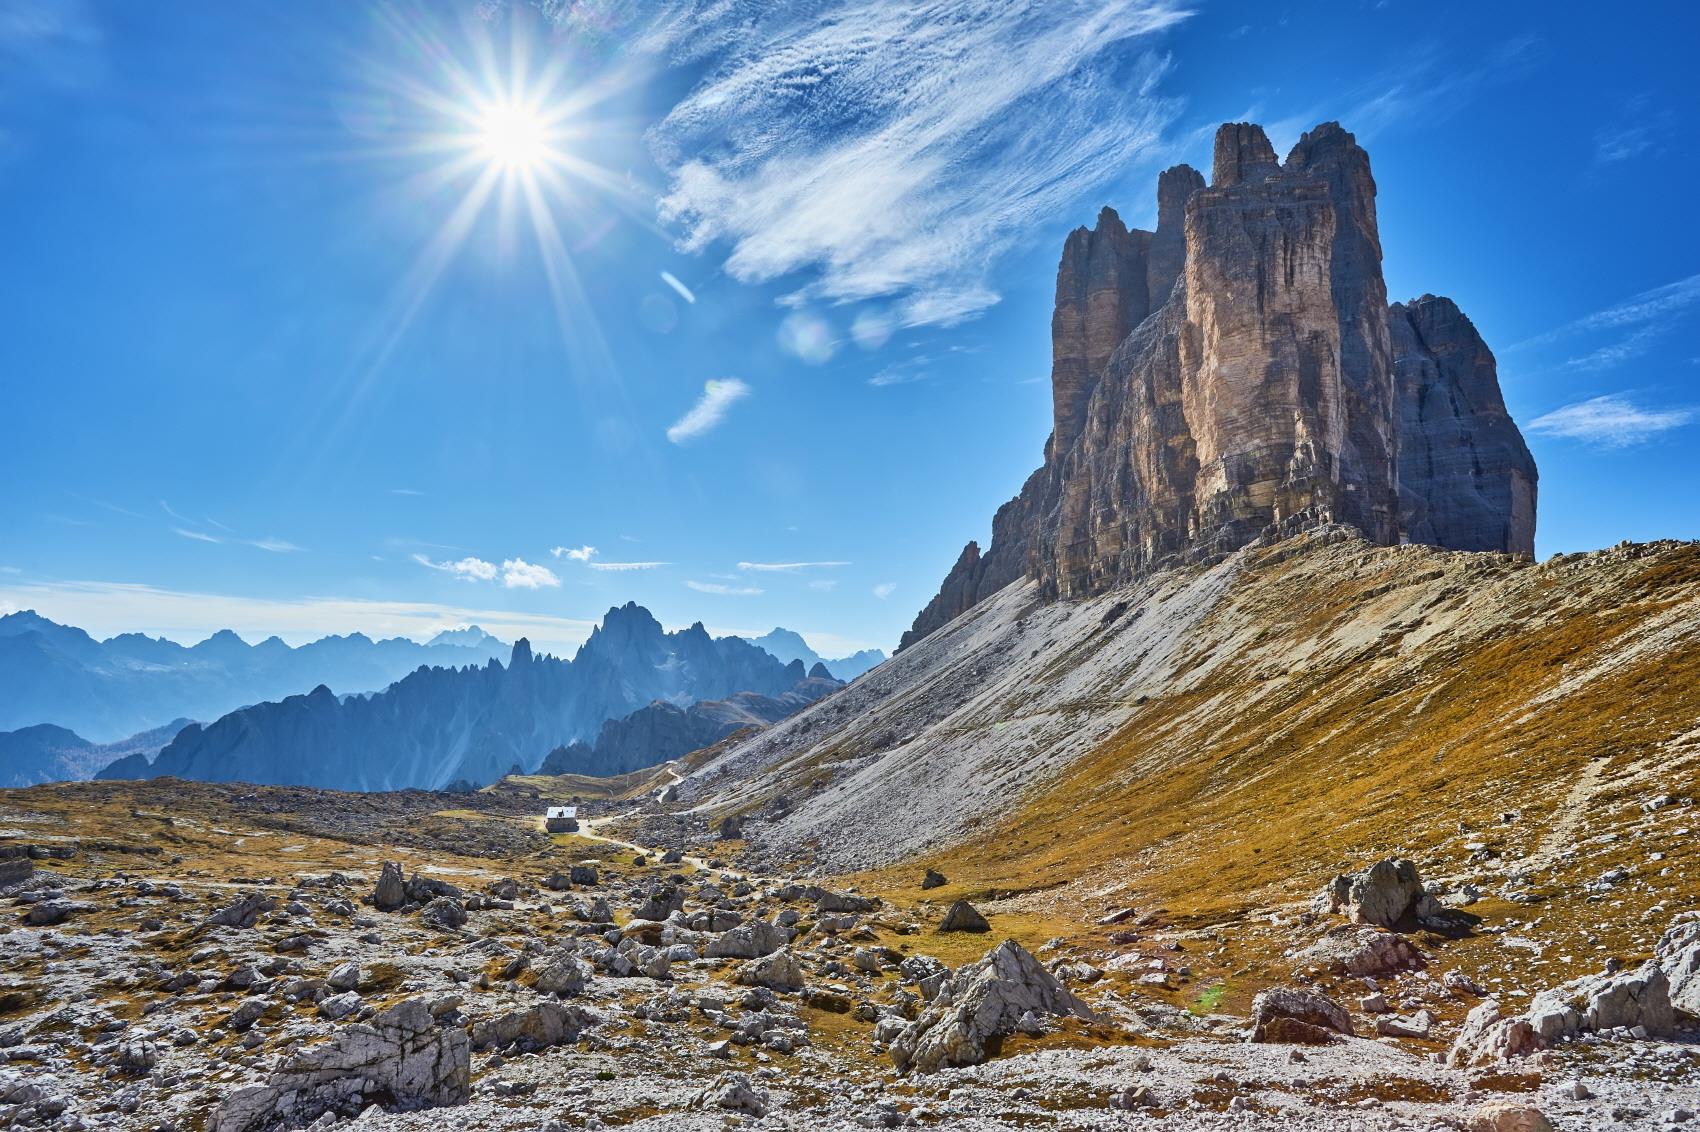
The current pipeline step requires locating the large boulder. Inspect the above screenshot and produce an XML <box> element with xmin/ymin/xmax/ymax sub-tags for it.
<box><xmin>372</xmin><ymin>862</ymin><xmax>405</xmax><ymax>912</ymax></box>
<box><xmin>1658</xmin><ymin>912</ymin><xmax>1700</xmax><ymax>1018</ymax></box>
<box><xmin>734</xmin><ymin>948</ymin><xmax>805</xmax><ymax>992</ymax></box>
<box><xmin>938</xmin><ymin>900</ymin><xmax>990</xmax><ymax>933</ymax></box>
<box><xmin>1525</xmin><ymin>961</ymin><xmax>1673</xmax><ymax>1042</ymax></box>
<box><xmin>705</xmin><ymin>920</ymin><xmax>790</xmax><ymax>960</ymax></box>
<box><xmin>207</xmin><ymin>892</ymin><xmax>276</xmax><ymax>929</ymax></box>
<box><xmin>1316</xmin><ymin>858</ymin><xmax>1431</xmax><ymax>928</ymax></box>
<box><xmin>533</xmin><ymin>952</ymin><xmax>590</xmax><ymax>997</ymax></box>
<box><xmin>889</xmin><ymin>940</ymin><xmax>1092</xmax><ymax>1073</ymax></box>
<box><xmin>1448</xmin><ymin>998</ymin><xmax>1541</xmax><ymax>1066</ymax></box>
<box><xmin>209</xmin><ymin>998</ymin><xmax>469</xmax><ymax>1132</ymax></box>
<box><xmin>1248</xmin><ymin>987</ymin><xmax>1354</xmax><ymax>1045</ymax></box>
<box><xmin>470</xmin><ymin>1002</ymin><xmax>593</xmax><ymax>1052</ymax></box>
<box><xmin>1296</xmin><ymin>925</ymin><xmax>1426</xmax><ymax>977</ymax></box>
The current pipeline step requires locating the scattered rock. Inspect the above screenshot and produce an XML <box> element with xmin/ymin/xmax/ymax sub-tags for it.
<box><xmin>1448</xmin><ymin>998</ymin><xmax>1540</xmax><ymax>1066</ymax></box>
<box><xmin>372</xmin><ymin>862</ymin><xmax>405</xmax><ymax>912</ymax></box>
<box><xmin>921</xmin><ymin>869</ymin><xmax>947</xmax><ymax>890</ymax></box>
<box><xmin>209</xmin><ymin>998</ymin><xmax>469</xmax><ymax>1132</ymax></box>
<box><xmin>1465</xmin><ymin>1101</ymin><xmax>1553</xmax><ymax>1132</ymax></box>
<box><xmin>890</xmin><ymin>940</ymin><xmax>1092</xmax><ymax>1073</ymax></box>
<box><xmin>735</xmin><ymin>948</ymin><xmax>805</xmax><ymax>992</ymax></box>
<box><xmin>1249</xmin><ymin>987</ymin><xmax>1354</xmax><ymax>1045</ymax></box>
<box><xmin>938</xmin><ymin>899</ymin><xmax>990</xmax><ymax>933</ymax></box>
<box><xmin>1317</xmin><ymin>858</ymin><xmax>1435</xmax><ymax>928</ymax></box>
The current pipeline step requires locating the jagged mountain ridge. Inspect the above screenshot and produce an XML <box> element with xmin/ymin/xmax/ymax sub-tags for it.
<box><xmin>538</xmin><ymin>670</ymin><xmax>843</xmax><ymax>779</ymax></box>
<box><xmin>901</xmin><ymin>121</ymin><xmax>1536</xmax><ymax>649</ymax></box>
<box><xmin>0</xmin><ymin>609</ymin><xmax>510</xmax><ymax>742</ymax></box>
<box><xmin>739</xmin><ymin>628</ymin><xmax>886</xmax><ymax>681</ymax></box>
<box><xmin>112</xmin><ymin>603</ymin><xmax>807</xmax><ymax>791</ymax></box>
<box><xmin>0</xmin><ymin>718</ymin><xmax>192</xmax><ymax>788</ymax></box>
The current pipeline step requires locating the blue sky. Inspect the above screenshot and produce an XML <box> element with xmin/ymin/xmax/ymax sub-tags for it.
<box><xmin>2</xmin><ymin>0</ymin><xmax>1696</xmax><ymax>656</ymax></box>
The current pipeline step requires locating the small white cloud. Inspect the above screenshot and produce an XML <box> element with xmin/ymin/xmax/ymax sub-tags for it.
<box><xmin>389</xmin><ymin>488</ymin><xmax>425</xmax><ymax>497</ymax></box>
<box><xmin>501</xmin><ymin>558</ymin><xmax>561</xmax><ymax>589</ymax></box>
<box><xmin>687</xmin><ymin>580</ymin><xmax>765</xmax><ymax>596</ymax></box>
<box><xmin>660</xmin><ymin>270</ymin><xmax>696</xmax><ymax>303</ymax></box>
<box><xmin>667</xmin><ymin>378</ymin><xmax>751</xmax><ymax>443</ymax></box>
<box><xmin>587</xmin><ymin>560</ymin><xmax>668</xmax><ymax>572</ymax></box>
<box><xmin>173</xmin><ymin>527</ymin><xmax>221</xmax><ymax>544</ymax></box>
<box><xmin>872</xmin><ymin>582</ymin><xmax>897</xmax><ymax>599</ymax></box>
<box><xmin>808</xmin><ymin>579</ymin><xmax>838</xmax><ymax>592</ymax></box>
<box><xmin>1527</xmin><ymin>395</ymin><xmax>1692</xmax><ymax>447</ymax></box>
<box><xmin>551</xmin><ymin>545</ymin><xmax>598</xmax><ymax>562</ymax></box>
<box><xmin>736</xmin><ymin>561</ymin><xmax>850</xmax><ymax>572</ymax></box>
<box><xmin>248</xmin><ymin>537</ymin><xmax>304</xmax><ymax>553</ymax></box>
<box><xmin>412</xmin><ymin>553</ymin><xmax>499</xmax><ymax>582</ymax></box>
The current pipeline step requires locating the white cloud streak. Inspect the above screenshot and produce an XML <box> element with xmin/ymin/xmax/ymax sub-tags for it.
<box><xmin>412</xmin><ymin>553</ymin><xmax>498</xmax><ymax>582</ymax></box>
<box><xmin>173</xmin><ymin>527</ymin><xmax>221</xmax><ymax>544</ymax></box>
<box><xmin>586</xmin><ymin>560</ymin><xmax>668</xmax><ymax>572</ymax></box>
<box><xmin>1527</xmin><ymin>395</ymin><xmax>1692</xmax><ymax>447</ymax></box>
<box><xmin>1514</xmin><ymin>272</ymin><xmax>1700</xmax><ymax>353</ymax></box>
<box><xmin>248</xmin><ymin>537</ymin><xmax>304</xmax><ymax>553</ymax></box>
<box><xmin>660</xmin><ymin>270</ymin><xmax>695</xmax><ymax>303</ymax></box>
<box><xmin>639</xmin><ymin>1</ymin><xmax>1190</xmax><ymax>327</ymax></box>
<box><xmin>686</xmin><ymin>580</ymin><xmax>764</xmax><ymax>596</ymax></box>
<box><xmin>736</xmin><ymin>561</ymin><xmax>850</xmax><ymax>572</ymax></box>
<box><xmin>667</xmin><ymin>378</ymin><xmax>751</xmax><ymax>443</ymax></box>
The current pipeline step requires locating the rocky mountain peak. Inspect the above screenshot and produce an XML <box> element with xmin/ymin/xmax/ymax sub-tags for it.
<box><xmin>1211</xmin><ymin>121</ymin><xmax>1280</xmax><ymax>186</ymax></box>
<box><xmin>509</xmin><ymin>638</ymin><xmax>534</xmax><ymax>668</ymax></box>
<box><xmin>902</xmin><ymin>119</ymin><xmax>1538</xmax><ymax>650</ymax></box>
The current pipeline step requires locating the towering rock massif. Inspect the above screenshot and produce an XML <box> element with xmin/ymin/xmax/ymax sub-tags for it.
<box><xmin>902</xmin><ymin>122</ymin><xmax>1536</xmax><ymax>649</ymax></box>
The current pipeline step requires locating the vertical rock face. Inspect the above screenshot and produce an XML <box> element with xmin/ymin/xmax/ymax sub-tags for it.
<box><xmin>903</xmin><ymin>121</ymin><xmax>1537</xmax><ymax>648</ymax></box>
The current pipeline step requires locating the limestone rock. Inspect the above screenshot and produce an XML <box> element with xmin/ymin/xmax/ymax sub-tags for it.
<box><xmin>889</xmin><ymin>940</ymin><xmax>1092</xmax><ymax>1073</ymax></box>
<box><xmin>1248</xmin><ymin>987</ymin><xmax>1354</xmax><ymax>1045</ymax></box>
<box><xmin>208</xmin><ymin>892</ymin><xmax>277</xmax><ymax>929</ymax></box>
<box><xmin>1465</xmin><ymin>1102</ymin><xmax>1554</xmax><ymax>1132</ymax></box>
<box><xmin>1317</xmin><ymin>858</ymin><xmax>1428</xmax><ymax>928</ymax></box>
<box><xmin>734</xmin><ymin>948</ymin><xmax>805</xmax><ymax>992</ymax></box>
<box><xmin>938</xmin><ymin>900</ymin><xmax>990</xmax><ymax>933</ymax></box>
<box><xmin>469</xmin><ymin>1001</ymin><xmax>591</xmax><ymax>1051</ymax></box>
<box><xmin>209</xmin><ymin>998</ymin><xmax>469</xmax><ymax>1132</ymax></box>
<box><xmin>901</xmin><ymin>120</ymin><xmax>1537</xmax><ymax>649</ymax></box>
<box><xmin>372</xmin><ymin>862</ymin><xmax>405</xmax><ymax>912</ymax></box>
<box><xmin>1448</xmin><ymin>998</ymin><xmax>1540</xmax><ymax>1066</ymax></box>
<box><xmin>705</xmin><ymin>920</ymin><xmax>789</xmax><ymax>960</ymax></box>
<box><xmin>1297</xmin><ymin>925</ymin><xmax>1426</xmax><ymax>977</ymax></box>
<box><xmin>1658</xmin><ymin>912</ymin><xmax>1700</xmax><ymax>1017</ymax></box>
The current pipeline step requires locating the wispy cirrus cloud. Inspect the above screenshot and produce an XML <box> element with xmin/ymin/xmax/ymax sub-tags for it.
<box><xmin>247</xmin><ymin>537</ymin><xmax>304</xmax><ymax>554</ymax></box>
<box><xmin>872</xmin><ymin>582</ymin><xmax>897</xmax><ymax>599</ymax></box>
<box><xmin>586</xmin><ymin>560</ymin><xmax>668</xmax><ymax>572</ymax></box>
<box><xmin>638</xmin><ymin>1</ymin><xmax>1190</xmax><ymax>327</ymax></box>
<box><xmin>1510</xmin><ymin>271</ymin><xmax>1700</xmax><ymax>376</ymax></box>
<box><xmin>412</xmin><ymin>553</ymin><xmax>498</xmax><ymax>582</ymax></box>
<box><xmin>1593</xmin><ymin>93</ymin><xmax>1673</xmax><ymax>168</ymax></box>
<box><xmin>1515</xmin><ymin>272</ymin><xmax>1700</xmax><ymax>351</ymax></box>
<box><xmin>736</xmin><ymin>561</ymin><xmax>850</xmax><ymax>572</ymax></box>
<box><xmin>173</xmin><ymin>527</ymin><xmax>221</xmax><ymax>545</ymax></box>
<box><xmin>667</xmin><ymin>378</ymin><xmax>750</xmax><ymax>443</ymax></box>
<box><xmin>1527</xmin><ymin>395</ymin><xmax>1692</xmax><ymax>447</ymax></box>
<box><xmin>687</xmin><ymin>580</ymin><xmax>764</xmax><ymax>596</ymax></box>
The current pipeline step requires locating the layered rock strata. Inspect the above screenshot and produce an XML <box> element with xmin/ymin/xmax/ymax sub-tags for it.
<box><xmin>902</xmin><ymin>121</ymin><xmax>1536</xmax><ymax>649</ymax></box>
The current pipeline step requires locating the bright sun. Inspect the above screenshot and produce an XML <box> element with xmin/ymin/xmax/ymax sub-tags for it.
<box><xmin>474</xmin><ymin>101</ymin><xmax>552</xmax><ymax>171</ymax></box>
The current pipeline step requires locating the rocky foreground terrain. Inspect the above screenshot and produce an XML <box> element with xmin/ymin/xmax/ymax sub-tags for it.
<box><xmin>4</xmin><ymin>731</ymin><xmax>1700</xmax><ymax>1132</ymax></box>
